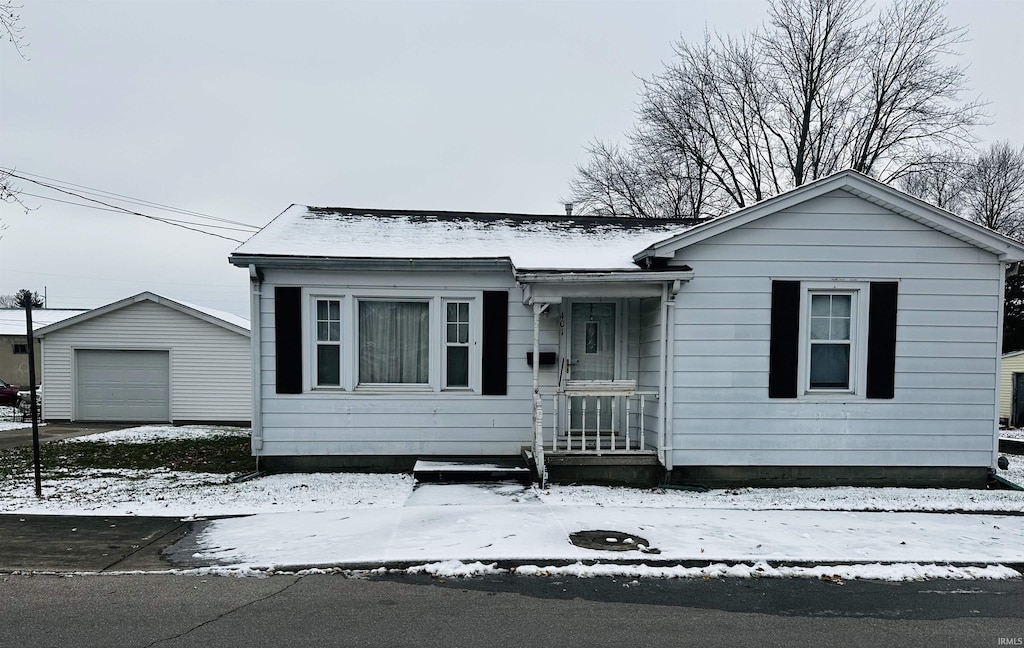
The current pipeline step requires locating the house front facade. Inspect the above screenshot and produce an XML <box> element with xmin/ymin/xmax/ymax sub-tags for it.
<box><xmin>231</xmin><ymin>171</ymin><xmax>1024</xmax><ymax>487</ymax></box>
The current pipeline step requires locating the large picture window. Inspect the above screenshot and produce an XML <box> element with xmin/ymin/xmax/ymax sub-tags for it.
<box><xmin>358</xmin><ymin>300</ymin><xmax>429</xmax><ymax>384</ymax></box>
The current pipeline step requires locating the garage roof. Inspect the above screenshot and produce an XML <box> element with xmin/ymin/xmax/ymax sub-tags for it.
<box><xmin>33</xmin><ymin>292</ymin><xmax>250</xmax><ymax>338</ymax></box>
<box><xmin>0</xmin><ymin>309</ymin><xmax>86</xmax><ymax>336</ymax></box>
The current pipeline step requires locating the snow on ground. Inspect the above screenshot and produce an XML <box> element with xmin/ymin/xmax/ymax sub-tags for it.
<box><xmin>64</xmin><ymin>425</ymin><xmax>250</xmax><ymax>444</ymax></box>
<box><xmin>0</xmin><ymin>405</ymin><xmax>34</xmax><ymax>431</ymax></box>
<box><xmin>3</xmin><ymin>424</ymin><xmax>1024</xmax><ymax>580</ymax></box>
<box><xmin>1001</xmin><ymin>428</ymin><xmax>1024</xmax><ymax>440</ymax></box>
<box><xmin>189</xmin><ymin>504</ymin><xmax>1024</xmax><ymax>576</ymax></box>
<box><xmin>0</xmin><ymin>470</ymin><xmax>414</xmax><ymax>517</ymax></box>
<box><xmin>0</xmin><ymin>421</ymin><xmax>1022</xmax><ymax>516</ymax></box>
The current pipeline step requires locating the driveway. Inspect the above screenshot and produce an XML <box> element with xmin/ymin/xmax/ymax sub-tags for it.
<box><xmin>0</xmin><ymin>422</ymin><xmax>137</xmax><ymax>449</ymax></box>
<box><xmin>0</xmin><ymin>514</ymin><xmax>191</xmax><ymax>572</ymax></box>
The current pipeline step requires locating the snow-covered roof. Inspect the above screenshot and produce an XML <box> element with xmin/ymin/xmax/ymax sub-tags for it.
<box><xmin>169</xmin><ymin>298</ymin><xmax>250</xmax><ymax>332</ymax></box>
<box><xmin>231</xmin><ymin>206</ymin><xmax>701</xmax><ymax>271</ymax></box>
<box><xmin>0</xmin><ymin>309</ymin><xmax>86</xmax><ymax>336</ymax></box>
<box><xmin>34</xmin><ymin>292</ymin><xmax>249</xmax><ymax>337</ymax></box>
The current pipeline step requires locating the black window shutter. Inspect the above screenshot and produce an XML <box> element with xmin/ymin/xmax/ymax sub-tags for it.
<box><xmin>866</xmin><ymin>281</ymin><xmax>898</xmax><ymax>399</ymax></box>
<box><xmin>275</xmin><ymin>286</ymin><xmax>303</xmax><ymax>394</ymax></box>
<box><xmin>481</xmin><ymin>291</ymin><xmax>508</xmax><ymax>396</ymax></box>
<box><xmin>768</xmin><ymin>280</ymin><xmax>801</xmax><ymax>398</ymax></box>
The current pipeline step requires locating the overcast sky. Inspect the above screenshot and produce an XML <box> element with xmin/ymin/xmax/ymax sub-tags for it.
<box><xmin>1</xmin><ymin>0</ymin><xmax>1021</xmax><ymax>317</ymax></box>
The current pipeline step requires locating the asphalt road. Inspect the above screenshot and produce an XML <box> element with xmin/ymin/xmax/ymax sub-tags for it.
<box><xmin>0</xmin><ymin>572</ymin><xmax>1021</xmax><ymax>648</ymax></box>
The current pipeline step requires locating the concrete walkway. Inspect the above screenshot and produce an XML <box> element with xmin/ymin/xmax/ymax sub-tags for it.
<box><xmin>181</xmin><ymin>503</ymin><xmax>1024</xmax><ymax>572</ymax></box>
<box><xmin>0</xmin><ymin>422</ymin><xmax>135</xmax><ymax>449</ymax></box>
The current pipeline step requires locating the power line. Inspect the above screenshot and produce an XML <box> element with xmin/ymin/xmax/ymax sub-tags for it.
<box><xmin>1</xmin><ymin>171</ymin><xmax>247</xmax><ymax>243</ymax></box>
<box><xmin>1</xmin><ymin>267</ymin><xmax>248</xmax><ymax>288</ymax></box>
<box><xmin>16</xmin><ymin>191</ymin><xmax>259</xmax><ymax>233</ymax></box>
<box><xmin>0</xmin><ymin>166</ymin><xmax>260</xmax><ymax>229</ymax></box>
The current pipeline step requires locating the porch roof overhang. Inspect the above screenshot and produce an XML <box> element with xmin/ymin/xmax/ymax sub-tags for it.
<box><xmin>516</xmin><ymin>269</ymin><xmax>694</xmax><ymax>305</ymax></box>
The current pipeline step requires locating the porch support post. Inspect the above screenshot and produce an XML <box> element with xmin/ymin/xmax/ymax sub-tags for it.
<box><xmin>532</xmin><ymin>301</ymin><xmax>547</xmax><ymax>487</ymax></box>
<box><xmin>249</xmin><ymin>264</ymin><xmax>264</xmax><ymax>460</ymax></box>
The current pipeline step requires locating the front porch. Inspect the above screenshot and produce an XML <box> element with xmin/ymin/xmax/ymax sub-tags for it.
<box><xmin>516</xmin><ymin>268</ymin><xmax>692</xmax><ymax>485</ymax></box>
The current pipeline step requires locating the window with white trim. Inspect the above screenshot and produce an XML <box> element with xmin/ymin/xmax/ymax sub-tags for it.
<box><xmin>807</xmin><ymin>292</ymin><xmax>855</xmax><ymax>391</ymax></box>
<box><xmin>444</xmin><ymin>300</ymin><xmax>471</xmax><ymax>388</ymax></box>
<box><xmin>315</xmin><ymin>299</ymin><xmax>342</xmax><ymax>386</ymax></box>
<box><xmin>358</xmin><ymin>300</ymin><xmax>430</xmax><ymax>385</ymax></box>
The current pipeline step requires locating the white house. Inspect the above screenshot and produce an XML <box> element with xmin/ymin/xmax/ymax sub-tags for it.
<box><xmin>229</xmin><ymin>170</ymin><xmax>1024</xmax><ymax>487</ymax></box>
<box><xmin>34</xmin><ymin>292</ymin><xmax>251</xmax><ymax>424</ymax></box>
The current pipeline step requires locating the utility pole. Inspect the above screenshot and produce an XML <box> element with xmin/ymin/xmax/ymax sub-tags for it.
<box><xmin>25</xmin><ymin>301</ymin><xmax>41</xmax><ymax>497</ymax></box>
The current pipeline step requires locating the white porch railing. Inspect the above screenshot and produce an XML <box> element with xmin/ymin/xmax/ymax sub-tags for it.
<box><xmin>545</xmin><ymin>381</ymin><xmax>657</xmax><ymax>453</ymax></box>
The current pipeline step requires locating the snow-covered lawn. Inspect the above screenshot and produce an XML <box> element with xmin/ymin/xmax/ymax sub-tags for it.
<box><xmin>64</xmin><ymin>424</ymin><xmax>250</xmax><ymax>444</ymax></box>
<box><xmin>1</xmin><ymin>424</ymin><xmax>1023</xmax><ymax>516</ymax></box>
<box><xmin>1001</xmin><ymin>428</ymin><xmax>1024</xmax><ymax>440</ymax></box>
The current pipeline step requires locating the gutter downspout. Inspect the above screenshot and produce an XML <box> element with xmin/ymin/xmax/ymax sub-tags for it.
<box><xmin>532</xmin><ymin>302</ymin><xmax>547</xmax><ymax>487</ymax></box>
<box><xmin>249</xmin><ymin>264</ymin><xmax>263</xmax><ymax>469</ymax></box>
<box><xmin>663</xmin><ymin>279</ymin><xmax>681</xmax><ymax>474</ymax></box>
<box><xmin>658</xmin><ymin>283</ymin><xmax>669</xmax><ymax>469</ymax></box>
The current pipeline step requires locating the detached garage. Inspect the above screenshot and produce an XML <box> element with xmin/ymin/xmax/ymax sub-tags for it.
<box><xmin>35</xmin><ymin>292</ymin><xmax>251</xmax><ymax>424</ymax></box>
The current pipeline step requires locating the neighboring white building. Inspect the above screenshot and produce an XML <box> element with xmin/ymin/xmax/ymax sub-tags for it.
<box><xmin>230</xmin><ymin>170</ymin><xmax>1024</xmax><ymax>487</ymax></box>
<box><xmin>34</xmin><ymin>292</ymin><xmax>251</xmax><ymax>424</ymax></box>
<box><xmin>999</xmin><ymin>350</ymin><xmax>1024</xmax><ymax>427</ymax></box>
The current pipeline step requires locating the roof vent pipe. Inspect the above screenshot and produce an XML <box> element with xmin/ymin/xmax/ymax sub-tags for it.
<box><xmin>564</xmin><ymin>203</ymin><xmax>573</xmax><ymax>216</ymax></box>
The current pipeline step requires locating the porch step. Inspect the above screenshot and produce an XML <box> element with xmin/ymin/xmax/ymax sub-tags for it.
<box><xmin>412</xmin><ymin>457</ymin><xmax>533</xmax><ymax>484</ymax></box>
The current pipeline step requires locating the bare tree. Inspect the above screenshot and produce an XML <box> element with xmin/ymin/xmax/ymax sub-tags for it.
<box><xmin>569</xmin><ymin>0</ymin><xmax>984</xmax><ymax>217</ymax></box>
<box><xmin>0</xmin><ymin>1</ymin><xmax>27</xmax><ymax>58</ymax></box>
<box><xmin>898</xmin><ymin>148</ymin><xmax>969</xmax><ymax>212</ymax></box>
<box><xmin>901</xmin><ymin>142</ymin><xmax>1024</xmax><ymax>238</ymax></box>
<box><xmin>962</xmin><ymin>141</ymin><xmax>1024</xmax><ymax>238</ymax></box>
<box><xmin>0</xmin><ymin>2</ymin><xmax>27</xmax><ymax>219</ymax></box>
<box><xmin>846</xmin><ymin>0</ymin><xmax>982</xmax><ymax>179</ymax></box>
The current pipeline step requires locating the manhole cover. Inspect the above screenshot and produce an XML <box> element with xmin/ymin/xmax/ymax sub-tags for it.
<box><xmin>569</xmin><ymin>530</ymin><xmax>650</xmax><ymax>551</ymax></box>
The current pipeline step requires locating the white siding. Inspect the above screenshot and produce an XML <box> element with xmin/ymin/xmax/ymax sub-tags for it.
<box><xmin>257</xmin><ymin>268</ymin><xmax>559</xmax><ymax>456</ymax></box>
<box><xmin>41</xmin><ymin>301</ymin><xmax>251</xmax><ymax>422</ymax></box>
<box><xmin>999</xmin><ymin>352</ymin><xmax>1024</xmax><ymax>422</ymax></box>
<box><xmin>670</xmin><ymin>189</ymin><xmax>1000</xmax><ymax>468</ymax></box>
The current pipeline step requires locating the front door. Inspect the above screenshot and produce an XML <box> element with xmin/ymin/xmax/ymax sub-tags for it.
<box><xmin>569</xmin><ymin>302</ymin><xmax>617</xmax><ymax>432</ymax></box>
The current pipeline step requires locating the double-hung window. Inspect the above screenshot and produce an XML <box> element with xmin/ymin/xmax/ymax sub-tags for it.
<box><xmin>808</xmin><ymin>292</ymin><xmax>854</xmax><ymax>391</ymax></box>
<box><xmin>770</xmin><ymin>280</ymin><xmax>898</xmax><ymax>400</ymax></box>
<box><xmin>315</xmin><ymin>299</ymin><xmax>342</xmax><ymax>386</ymax></box>
<box><xmin>444</xmin><ymin>301</ymin><xmax>471</xmax><ymax>388</ymax></box>
<box><xmin>358</xmin><ymin>300</ymin><xmax>430</xmax><ymax>385</ymax></box>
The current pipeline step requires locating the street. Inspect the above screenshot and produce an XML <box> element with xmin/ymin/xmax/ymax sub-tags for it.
<box><xmin>1</xmin><ymin>572</ymin><xmax>1021</xmax><ymax>647</ymax></box>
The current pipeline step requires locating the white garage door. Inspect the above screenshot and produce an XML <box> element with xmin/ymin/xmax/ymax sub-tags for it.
<box><xmin>75</xmin><ymin>350</ymin><xmax>170</xmax><ymax>422</ymax></box>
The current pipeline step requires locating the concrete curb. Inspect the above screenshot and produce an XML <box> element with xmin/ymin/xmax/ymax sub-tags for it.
<box><xmin>202</xmin><ymin>558</ymin><xmax>1024</xmax><ymax>577</ymax></box>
